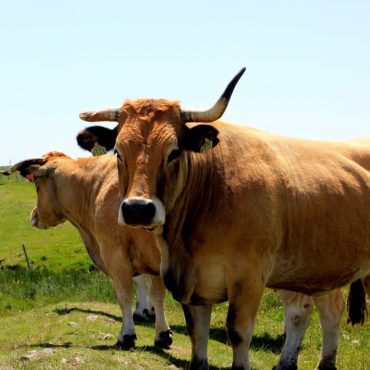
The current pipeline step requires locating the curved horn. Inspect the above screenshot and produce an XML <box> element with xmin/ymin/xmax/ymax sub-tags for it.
<box><xmin>181</xmin><ymin>67</ymin><xmax>246</xmax><ymax>123</ymax></box>
<box><xmin>79</xmin><ymin>108</ymin><xmax>120</xmax><ymax>122</ymax></box>
<box><xmin>1</xmin><ymin>158</ymin><xmax>46</xmax><ymax>176</ymax></box>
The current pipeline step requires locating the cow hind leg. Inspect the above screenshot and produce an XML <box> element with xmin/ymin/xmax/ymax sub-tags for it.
<box><xmin>313</xmin><ymin>290</ymin><xmax>345</xmax><ymax>370</ymax></box>
<box><xmin>182</xmin><ymin>304</ymin><xmax>212</xmax><ymax>370</ymax></box>
<box><xmin>274</xmin><ymin>290</ymin><xmax>313</xmax><ymax>370</ymax></box>
<box><xmin>147</xmin><ymin>275</ymin><xmax>172</xmax><ymax>348</ymax></box>
<box><xmin>133</xmin><ymin>275</ymin><xmax>155</xmax><ymax>321</ymax></box>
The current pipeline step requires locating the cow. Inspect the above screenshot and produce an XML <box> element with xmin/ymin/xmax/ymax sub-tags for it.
<box><xmin>1</xmin><ymin>152</ymin><xmax>172</xmax><ymax>350</ymax></box>
<box><xmin>76</xmin><ymin>143</ymin><xmax>369</xmax><ymax>370</ymax></box>
<box><xmin>133</xmin><ymin>275</ymin><xmax>155</xmax><ymax>321</ymax></box>
<box><xmin>77</xmin><ymin>68</ymin><xmax>370</xmax><ymax>370</ymax></box>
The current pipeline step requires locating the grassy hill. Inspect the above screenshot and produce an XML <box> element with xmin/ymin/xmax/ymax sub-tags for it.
<box><xmin>0</xmin><ymin>176</ymin><xmax>369</xmax><ymax>369</ymax></box>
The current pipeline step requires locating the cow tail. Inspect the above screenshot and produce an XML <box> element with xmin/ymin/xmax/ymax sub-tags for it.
<box><xmin>347</xmin><ymin>279</ymin><xmax>368</xmax><ymax>326</ymax></box>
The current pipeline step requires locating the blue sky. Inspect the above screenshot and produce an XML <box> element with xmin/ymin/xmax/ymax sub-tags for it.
<box><xmin>1</xmin><ymin>0</ymin><xmax>369</xmax><ymax>164</ymax></box>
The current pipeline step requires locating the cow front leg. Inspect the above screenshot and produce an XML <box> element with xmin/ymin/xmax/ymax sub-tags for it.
<box><xmin>226</xmin><ymin>278</ymin><xmax>265</xmax><ymax>370</ymax></box>
<box><xmin>147</xmin><ymin>275</ymin><xmax>172</xmax><ymax>348</ymax></box>
<box><xmin>182</xmin><ymin>304</ymin><xmax>212</xmax><ymax>370</ymax></box>
<box><xmin>274</xmin><ymin>290</ymin><xmax>313</xmax><ymax>370</ymax></box>
<box><xmin>313</xmin><ymin>290</ymin><xmax>344</xmax><ymax>370</ymax></box>
<box><xmin>111</xmin><ymin>274</ymin><xmax>137</xmax><ymax>349</ymax></box>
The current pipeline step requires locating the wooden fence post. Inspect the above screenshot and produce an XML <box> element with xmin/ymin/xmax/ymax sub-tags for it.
<box><xmin>22</xmin><ymin>244</ymin><xmax>32</xmax><ymax>271</ymax></box>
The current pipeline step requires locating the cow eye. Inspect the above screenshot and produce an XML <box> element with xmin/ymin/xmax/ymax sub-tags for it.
<box><xmin>167</xmin><ymin>149</ymin><xmax>180</xmax><ymax>164</ymax></box>
<box><xmin>114</xmin><ymin>149</ymin><xmax>122</xmax><ymax>161</ymax></box>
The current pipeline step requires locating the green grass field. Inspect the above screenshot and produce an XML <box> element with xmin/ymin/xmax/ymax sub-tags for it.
<box><xmin>0</xmin><ymin>174</ymin><xmax>369</xmax><ymax>369</ymax></box>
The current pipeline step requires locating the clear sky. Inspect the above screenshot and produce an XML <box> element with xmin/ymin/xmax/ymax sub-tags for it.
<box><xmin>1</xmin><ymin>0</ymin><xmax>369</xmax><ymax>164</ymax></box>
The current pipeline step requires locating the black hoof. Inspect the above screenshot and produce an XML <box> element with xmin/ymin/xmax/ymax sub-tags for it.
<box><xmin>114</xmin><ymin>334</ymin><xmax>137</xmax><ymax>350</ymax></box>
<box><xmin>133</xmin><ymin>308</ymin><xmax>156</xmax><ymax>322</ymax></box>
<box><xmin>154</xmin><ymin>329</ymin><xmax>173</xmax><ymax>348</ymax></box>
<box><xmin>133</xmin><ymin>312</ymin><xmax>147</xmax><ymax>322</ymax></box>
<box><xmin>145</xmin><ymin>307</ymin><xmax>156</xmax><ymax>318</ymax></box>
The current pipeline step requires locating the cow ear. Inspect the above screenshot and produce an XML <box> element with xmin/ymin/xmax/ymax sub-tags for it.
<box><xmin>76</xmin><ymin>125</ymin><xmax>118</xmax><ymax>152</ymax></box>
<box><xmin>22</xmin><ymin>166</ymin><xmax>48</xmax><ymax>182</ymax></box>
<box><xmin>183</xmin><ymin>125</ymin><xmax>219</xmax><ymax>153</ymax></box>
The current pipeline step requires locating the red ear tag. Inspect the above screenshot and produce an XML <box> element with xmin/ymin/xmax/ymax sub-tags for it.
<box><xmin>26</xmin><ymin>173</ymin><xmax>35</xmax><ymax>182</ymax></box>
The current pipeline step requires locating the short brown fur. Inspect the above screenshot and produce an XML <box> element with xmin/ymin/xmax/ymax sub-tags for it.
<box><xmin>79</xmin><ymin>97</ymin><xmax>370</xmax><ymax>369</ymax></box>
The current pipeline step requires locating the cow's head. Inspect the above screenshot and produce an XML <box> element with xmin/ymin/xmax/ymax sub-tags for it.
<box><xmin>78</xmin><ymin>68</ymin><xmax>246</xmax><ymax>233</ymax></box>
<box><xmin>1</xmin><ymin>152</ymin><xmax>69</xmax><ymax>228</ymax></box>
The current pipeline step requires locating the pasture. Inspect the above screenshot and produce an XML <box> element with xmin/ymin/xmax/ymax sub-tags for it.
<box><xmin>0</xmin><ymin>172</ymin><xmax>369</xmax><ymax>369</ymax></box>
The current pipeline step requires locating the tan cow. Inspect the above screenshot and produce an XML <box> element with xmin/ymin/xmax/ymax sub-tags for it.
<box><xmin>133</xmin><ymin>275</ymin><xmax>155</xmax><ymax>320</ymax></box>
<box><xmin>1</xmin><ymin>152</ymin><xmax>172</xmax><ymax>349</ymax></box>
<box><xmin>78</xmin><ymin>69</ymin><xmax>370</xmax><ymax>369</ymax></box>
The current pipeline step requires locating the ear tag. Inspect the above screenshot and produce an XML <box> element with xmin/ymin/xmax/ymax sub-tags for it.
<box><xmin>26</xmin><ymin>173</ymin><xmax>35</xmax><ymax>182</ymax></box>
<box><xmin>91</xmin><ymin>143</ymin><xmax>107</xmax><ymax>157</ymax></box>
<box><xmin>200</xmin><ymin>138</ymin><xmax>213</xmax><ymax>153</ymax></box>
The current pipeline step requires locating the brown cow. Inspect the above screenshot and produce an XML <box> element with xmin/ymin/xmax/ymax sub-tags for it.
<box><xmin>1</xmin><ymin>152</ymin><xmax>172</xmax><ymax>349</ymax></box>
<box><xmin>78</xmin><ymin>69</ymin><xmax>370</xmax><ymax>369</ymax></box>
<box><xmin>74</xmin><ymin>149</ymin><xmax>366</xmax><ymax>369</ymax></box>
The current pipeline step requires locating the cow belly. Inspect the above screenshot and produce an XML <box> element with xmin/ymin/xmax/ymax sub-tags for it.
<box><xmin>268</xmin><ymin>254</ymin><xmax>370</xmax><ymax>295</ymax></box>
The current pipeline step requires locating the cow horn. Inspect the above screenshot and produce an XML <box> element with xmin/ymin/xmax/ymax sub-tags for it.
<box><xmin>0</xmin><ymin>158</ymin><xmax>46</xmax><ymax>176</ymax></box>
<box><xmin>180</xmin><ymin>67</ymin><xmax>246</xmax><ymax>123</ymax></box>
<box><xmin>79</xmin><ymin>108</ymin><xmax>120</xmax><ymax>122</ymax></box>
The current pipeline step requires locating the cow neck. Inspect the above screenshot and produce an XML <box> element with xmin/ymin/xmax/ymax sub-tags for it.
<box><xmin>54</xmin><ymin>156</ymin><xmax>117</xmax><ymax>274</ymax></box>
<box><xmin>164</xmin><ymin>148</ymin><xmax>224</xmax><ymax>251</ymax></box>
<box><xmin>55</xmin><ymin>157</ymin><xmax>108</xmax><ymax>232</ymax></box>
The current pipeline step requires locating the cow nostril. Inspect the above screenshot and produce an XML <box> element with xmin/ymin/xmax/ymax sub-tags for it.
<box><xmin>121</xmin><ymin>200</ymin><xmax>156</xmax><ymax>226</ymax></box>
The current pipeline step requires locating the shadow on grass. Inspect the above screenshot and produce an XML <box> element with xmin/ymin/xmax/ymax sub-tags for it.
<box><xmin>251</xmin><ymin>333</ymin><xmax>285</xmax><ymax>354</ymax></box>
<box><xmin>54</xmin><ymin>306</ymin><xmax>157</xmax><ymax>326</ymax></box>
<box><xmin>26</xmin><ymin>342</ymin><xmax>73</xmax><ymax>349</ymax></box>
<box><xmin>54</xmin><ymin>306</ymin><xmax>122</xmax><ymax>322</ymax></box>
<box><xmin>54</xmin><ymin>306</ymin><xmax>284</xmax><ymax>354</ymax></box>
<box><xmin>171</xmin><ymin>324</ymin><xmax>284</xmax><ymax>354</ymax></box>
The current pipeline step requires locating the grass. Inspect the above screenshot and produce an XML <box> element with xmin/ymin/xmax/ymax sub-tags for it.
<box><xmin>0</xmin><ymin>174</ymin><xmax>369</xmax><ymax>369</ymax></box>
<box><xmin>0</xmin><ymin>283</ymin><xmax>368</xmax><ymax>369</ymax></box>
<box><xmin>0</xmin><ymin>268</ymin><xmax>115</xmax><ymax>315</ymax></box>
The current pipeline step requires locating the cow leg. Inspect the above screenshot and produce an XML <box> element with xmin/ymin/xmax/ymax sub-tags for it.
<box><xmin>226</xmin><ymin>278</ymin><xmax>265</xmax><ymax>370</ymax></box>
<box><xmin>313</xmin><ymin>290</ymin><xmax>344</xmax><ymax>370</ymax></box>
<box><xmin>274</xmin><ymin>291</ymin><xmax>313</xmax><ymax>370</ymax></box>
<box><xmin>182</xmin><ymin>304</ymin><xmax>212</xmax><ymax>370</ymax></box>
<box><xmin>109</xmin><ymin>270</ymin><xmax>137</xmax><ymax>349</ymax></box>
<box><xmin>147</xmin><ymin>275</ymin><xmax>172</xmax><ymax>348</ymax></box>
<box><xmin>133</xmin><ymin>275</ymin><xmax>155</xmax><ymax>321</ymax></box>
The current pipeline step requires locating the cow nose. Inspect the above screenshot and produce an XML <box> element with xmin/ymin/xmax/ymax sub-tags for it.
<box><xmin>121</xmin><ymin>198</ymin><xmax>156</xmax><ymax>226</ymax></box>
